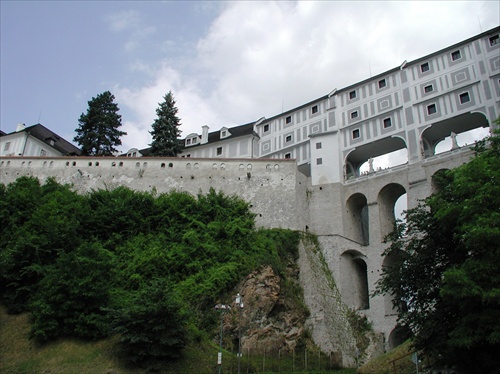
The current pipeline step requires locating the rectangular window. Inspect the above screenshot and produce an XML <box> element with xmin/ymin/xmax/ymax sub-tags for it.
<box><xmin>427</xmin><ymin>103</ymin><xmax>437</xmax><ymax>115</ymax></box>
<box><xmin>490</xmin><ymin>35</ymin><xmax>499</xmax><ymax>46</ymax></box>
<box><xmin>284</xmin><ymin>153</ymin><xmax>291</xmax><ymax>159</ymax></box>
<box><xmin>459</xmin><ymin>92</ymin><xmax>471</xmax><ymax>104</ymax></box>
<box><xmin>285</xmin><ymin>116</ymin><xmax>292</xmax><ymax>124</ymax></box>
<box><xmin>263</xmin><ymin>124</ymin><xmax>270</xmax><ymax>132</ymax></box>
<box><xmin>424</xmin><ymin>84</ymin><xmax>434</xmax><ymax>93</ymax></box>
<box><xmin>216</xmin><ymin>147</ymin><xmax>222</xmax><ymax>155</ymax></box>
<box><xmin>192</xmin><ymin>138</ymin><xmax>197</xmax><ymax>144</ymax></box>
<box><xmin>285</xmin><ymin>135</ymin><xmax>292</xmax><ymax>142</ymax></box>
<box><xmin>316</xmin><ymin>158</ymin><xmax>323</xmax><ymax>165</ymax></box>
<box><xmin>451</xmin><ymin>50</ymin><xmax>461</xmax><ymax>61</ymax></box>
<box><xmin>40</xmin><ymin>149</ymin><xmax>47</xmax><ymax>156</ymax></box>
<box><xmin>383</xmin><ymin>118</ymin><xmax>392</xmax><ymax>128</ymax></box>
<box><xmin>350</xmin><ymin>110</ymin><xmax>359</xmax><ymax>119</ymax></box>
<box><xmin>316</xmin><ymin>142</ymin><xmax>322</xmax><ymax>149</ymax></box>
<box><xmin>349</xmin><ymin>90</ymin><xmax>357</xmax><ymax>100</ymax></box>
<box><xmin>221</xmin><ymin>131</ymin><xmax>227</xmax><ymax>137</ymax></box>
<box><xmin>378</xmin><ymin>79</ymin><xmax>387</xmax><ymax>89</ymax></box>
<box><xmin>186</xmin><ymin>139</ymin><xmax>191</xmax><ymax>145</ymax></box>
<box><xmin>352</xmin><ymin>129</ymin><xmax>360</xmax><ymax>139</ymax></box>
<box><xmin>421</xmin><ymin>62</ymin><xmax>430</xmax><ymax>73</ymax></box>
<box><xmin>3</xmin><ymin>142</ymin><xmax>11</xmax><ymax>151</ymax></box>
<box><xmin>311</xmin><ymin>105</ymin><xmax>318</xmax><ymax>114</ymax></box>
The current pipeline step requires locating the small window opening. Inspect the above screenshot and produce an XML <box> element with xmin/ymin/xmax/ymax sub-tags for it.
<box><xmin>285</xmin><ymin>116</ymin><xmax>292</xmax><ymax>124</ymax></box>
<box><xmin>311</xmin><ymin>105</ymin><xmax>318</xmax><ymax>114</ymax></box>
<box><xmin>285</xmin><ymin>135</ymin><xmax>292</xmax><ymax>142</ymax></box>
<box><xmin>316</xmin><ymin>142</ymin><xmax>322</xmax><ymax>149</ymax></box>
<box><xmin>424</xmin><ymin>84</ymin><xmax>434</xmax><ymax>93</ymax></box>
<box><xmin>383</xmin><ymin>118</ymin><xmax>392</xmax><ymax>128</ymax></box>
<box><xmin>216</xmin><ymin>147</ymin><xmax>222</xmax><ymax>155</ymax></box>
<box><xmin>351</xmin><ymin>111</ymin><xmax>359</xmax><ymax>119</ymax></box>
<box><xmin>378</xmin><ymin>79</ymin><xmax>387</xmax><ymax>89</ymax></box>
<box><xmin>427</xmin><ymin>103</ymin><xmax>437</xmax><ymax>115</ymax></box>
<box><xmin>263</xmin><ymin>124</ymin><xmax>270</xmax><ymax>132</ymax></box>
<box><xmin>284</xmin><ymin>153</ymin><xmax>291</xmax><ymax>159</ymax></box>
<box><xmin>421</xmin><ymin>62</ymin><xmax>430</xmax><ymax>73</ymax></box>
<box><xmin>352</xmin><ymin>129</ymin><xmax>360</xmax><ymax>139</ymax></box>
<box><xmin>451</xmin><ymin>50</ymin><xmax>462</xmax><ymax>61</ymax></box>
<box><xmin>459</xmin><ymin>92</ymin><xmax>470</xmax><ymax>104</ymax></box>
<box><xmin>349</xmin><ymin>90</ymin><xmax>357</xmax><ymax>100</ymax></box>
<box><xmin>489</xmin><ymin>35</ymin><xmax>499</xmax><ymax>46</ymax></box>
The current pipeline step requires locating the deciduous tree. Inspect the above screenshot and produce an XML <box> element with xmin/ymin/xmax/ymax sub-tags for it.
<box><xmin>376</xmin><ymin>125</ymin><xmax>500</xmax><ymax>372</ymax></box>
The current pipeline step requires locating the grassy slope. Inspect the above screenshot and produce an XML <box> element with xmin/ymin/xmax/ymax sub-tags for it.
<box><xmin>1</xmin><ymin>305</ymin><xmax>360</xmax><ymax>374</ymax></box>
<box><xmin>358</xmin><ymin>340</ymin><xmax>416</xmax><ymax>374</ymax></box>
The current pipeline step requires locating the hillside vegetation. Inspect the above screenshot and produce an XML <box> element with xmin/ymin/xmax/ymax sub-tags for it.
<box><xmin>0</xmin><ymin>177</ymin><xmax>303</xmax><ymax>370</ymax></box>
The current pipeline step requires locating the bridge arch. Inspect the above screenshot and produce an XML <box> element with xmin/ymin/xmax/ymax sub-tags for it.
<box><xmin>382</xmin><ymin>249</ymin><xmax>404</xmax><ymax>316</ymax></box>
<box><xmin>340</xmin><ymin>250</ymin><xmax>370</xmax><ymax>310</ymax></box>
<box><xmin>345</xmin><ymin>193</ymin><xmax>369</xmax><ymax>245</ymax></box>
<box><xmin>378</xmin><ymin>183</ymin><xmax>407</xmax><ymax>240</ymax></box>
<box><xmin>345</xmin><ymin>136</ymin><xmax>408</xmax><ymax>179</ymax></box>
<box><xmin>420</xmin><ymin>112</ymin><xmax>489</xmax><ymax>158</ymax></box>
<box><xmin>431</xmin><ymin>168</ymin><xmax>450</xmax><ymax>193</ymax></box>
<box><xmin>387</xmin><ymin>325</ymin><xmax>411</xmax><ymax>350</ymax></box>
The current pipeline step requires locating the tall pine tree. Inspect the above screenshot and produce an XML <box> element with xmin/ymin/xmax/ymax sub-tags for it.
<box><xmin>149</xmin><ymin>91</ymin><xmax>182</xmax><ymax>157</ymax></box>
<box><xmin>74</xmin><ymin>91</ymin><xmax>126</xmax><ymax>156</ymax></box>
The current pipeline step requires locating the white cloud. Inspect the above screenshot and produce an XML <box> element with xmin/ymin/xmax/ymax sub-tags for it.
<box><xmin>115</xmin><ymin>0</ymin><xmax>499</xmax><ymax>151</ymax></box>
<box><xmin>107</xmin><ymin>9</ymin><xmax>141</xmax><ymax>32</ymax></box>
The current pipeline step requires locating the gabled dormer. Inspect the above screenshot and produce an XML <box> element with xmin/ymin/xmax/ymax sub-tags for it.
<box><xmin>220</xmin><ymin>127</ymin><xmax>231</xmax><ymax>139</ymax></box>
<box><xmin>185</xmin><ymin>133</ymin><xmax>200</xmax><ymax>147</ymax></box>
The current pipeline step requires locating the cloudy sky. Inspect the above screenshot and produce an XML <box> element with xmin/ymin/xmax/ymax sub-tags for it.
<box><xmin>1</xmin><ymin>1</ymin><xmax>499</xmax><ymax>152</ymax></box>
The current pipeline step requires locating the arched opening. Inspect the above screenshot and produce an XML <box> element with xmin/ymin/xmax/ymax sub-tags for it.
<box><xmin>345</xmin><ymin>136</ymin><xmax>408</xmax><ymax>179</ymax></box>
<box><xmin>431</xmin><ymin>169</ymin><xmax>450</xmax><ymax>194</ymax></box>
<box><xmin>382</xmin><ymin>250</ymin><xmax>404</xmax><ymax>316</ymax></box>
<box><xmin>421</xmin><ymin>112</ymin><xmax>489</xmax><ymax>158</ymax></box>
<box><xmin>378</xmin><ymin>183</ymin><xmax>406</xmax><ymax>240</ymax></box>
<box><xmin>340</xmin><ymin>250</ymin><xmax>370</xmax><ymax>310</ymax></box>
<box><xmin>387</xmin><ymin>325</ymin><xmax>411</xmax><ymax>350</ymax></box>
<box><xmin>345</xmin><ymin>193</ymin><xmax>369</xmax><ymax>245</ymax></box>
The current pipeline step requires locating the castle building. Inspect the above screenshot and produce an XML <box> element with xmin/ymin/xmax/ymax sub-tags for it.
<box><xmin>2</xmin><ymin>26</ymin><xmax>499</xmax><ymax>362</ymax></box>
<box><xmin>0</xmin><ymin>123</ymin><xmax>81</xmax><ymax>157</ymax></box>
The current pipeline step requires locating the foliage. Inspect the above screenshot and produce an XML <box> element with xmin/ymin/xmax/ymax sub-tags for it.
<box><xmin>74</xmin><ymin>91</ymin><xmax>127</xmax><ymax>156</ymax></box>
<box><xmin>376</xmin><ymin>127</ymin><xmax>500</xmax><ymax>372</ymax></box>
<box><xmin>30</xmin><ymin>242</ymin><xmax>114</xmax><ymax>342</ymax></box>
<box><xmin>109</xmin><ymin>279</ymin><xmax>188</xmax><ymax>369</ymax></box>
<box><xmin>149</xmin><ymin>91</ymin><xmax>183</xmax><ymax>157</ymax></box>
<box><xmin>0</xmin><ymin>177</ymin><xmax>301</xmax><ymax>368</ymax></box>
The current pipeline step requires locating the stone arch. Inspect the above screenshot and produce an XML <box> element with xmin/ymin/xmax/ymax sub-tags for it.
<box><xmin>378</xmin><ymin>183</ymin><xmax>406</xmax><ymax>240</ymax></box>
<box><xmin>382</xmin><ymin>249</ymin><xmax>404</xmax><ymax>316</ymax></box>
<box><xmin>345</xmin><ymin>193</ymin><xmax>369</xmax><ymax>245</ymax></box>
<box><xmin>340</xmin><ymin>250</ymin><xmax>370</xmax><ymax>310</ymax></box>
<box><xmin>431</xmin><ymin>168</ymin><xmax>449</xmax><ymax>194</ymax></box>
<box><xmin>420</xmin><ymin>112</ymin><xmax>489</xmax><ymax>158</ymax></box>
<box><xmin>387</xmin><ymin>325</ymin><xmax>411</xmax><ymax>350</ymax></box>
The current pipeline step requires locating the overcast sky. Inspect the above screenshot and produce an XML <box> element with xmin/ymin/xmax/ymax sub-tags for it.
<box><xmin>1</xmin><ymin>1</ymin><xmax>499</xmax><ymax>152</ymax></box>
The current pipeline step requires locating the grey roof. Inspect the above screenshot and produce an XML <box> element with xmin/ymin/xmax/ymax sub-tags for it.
<box><xmin>5</xmin><ymin>124</ymin><xmax>81</xmax><ymax>155</ymax></box>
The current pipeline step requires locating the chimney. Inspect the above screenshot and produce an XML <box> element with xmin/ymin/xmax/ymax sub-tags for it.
<box><xmin>16</xmin><ymin>123</ymin><xmax>26</xmax><ymax>132</ymax></box>
<box><xmin>201</xmin><ymin>125</ymin><xmax>209</xmax><ymax>144</ymax></box>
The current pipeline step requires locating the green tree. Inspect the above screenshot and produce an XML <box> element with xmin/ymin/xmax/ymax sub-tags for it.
<box><xmin>110</xmin><ymin>279</ymin><xmax>188</xmax><ymax>368</ymax></box>
<box><xmin>376</xmin><ymin>127</ymin><xmax>500</xmax><ymax>372</ymax></box>
<box><xmin>30</xmin><ymin>242</ymin><xmax>114</xmax><ymax>342</ymax></box>
<box><xmin>74</xmin><ymin>91</ymin><xmax>126</xmax><ymax>156</ymax></box>
<box><xmin>149</xmin><ymin>91</ymin><xmax>182</xmax><ymax>156</ymax></box>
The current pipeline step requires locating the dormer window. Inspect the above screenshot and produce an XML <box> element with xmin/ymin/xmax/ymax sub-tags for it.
<box><xmin>221</xmin><ymin>131</ymin><xmax>227</xmax><ymax>137</ymax></box>
<box><xmin>186</xmin><ymin>139</ymin><xmax>191</xmax><ymax>145</ymax></box>
<box><xmin>192</xmin><ymin>138</ymin><xmax>197</xmax><ymax>144</ymax></box>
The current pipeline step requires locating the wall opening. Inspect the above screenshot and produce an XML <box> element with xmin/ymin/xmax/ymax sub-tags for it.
<box><xmin>346</xmin><ymin>193</ymin><xmax>369</xmax><ymax>245</ymax></box>
<box><xmin>378</xmin><ymin>183</ymin><xmax>406</xmax><ymax>240</ymax></box>
<box><xmin>340</xmin><ymin>250</ymin><xmax>370</xmax><ymax>310</ymax></box>
<box><xmin>421</xmin><ymin>112</ymin><xmax>489</xmax><ymax>158</ymax></box>
<box><xmin>387</xmin><ymin>325</ymin><xmax>411</xmax><ymax>350</ymax></box>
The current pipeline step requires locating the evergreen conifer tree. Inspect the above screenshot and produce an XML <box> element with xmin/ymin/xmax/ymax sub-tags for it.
<box><xmin>149</xmin><ymin>91</ymin><xmax>182</xmax><ymax>156</ymax></box>
<box><xmin>74</xmin><ymin>91</ymin><xmax>126</xmax><ymax>156</ymax></box>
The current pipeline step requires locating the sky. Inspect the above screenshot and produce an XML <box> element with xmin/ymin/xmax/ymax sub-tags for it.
<box><xmin>1</xmin><ymin>1</ymin><xmax>499</xmax><ymax>153</ymax></box>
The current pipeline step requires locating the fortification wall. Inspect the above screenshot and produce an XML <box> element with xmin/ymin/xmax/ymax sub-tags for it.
<box><xmin>0</xmin><ymin>156</ymin><xmax>308</xmax><ymax>231</ymax></box>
